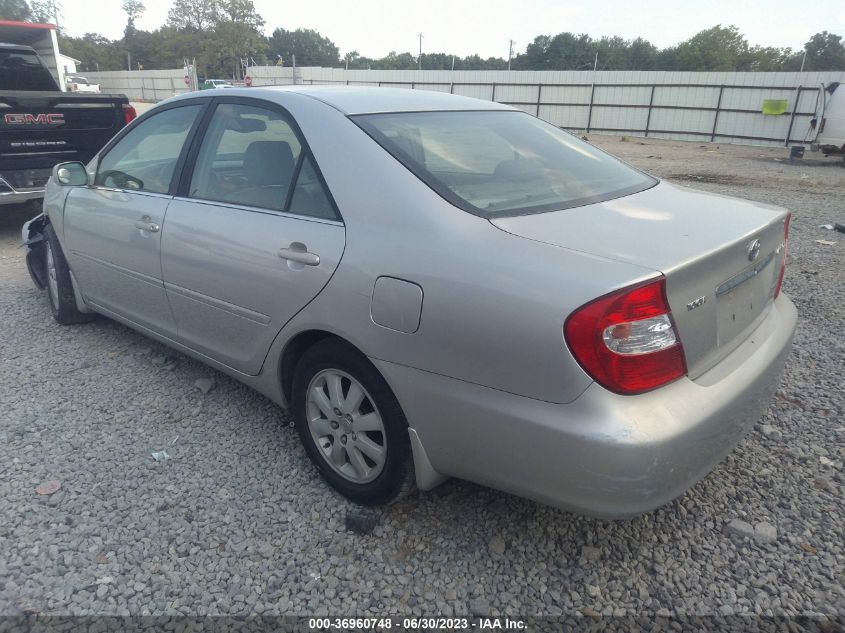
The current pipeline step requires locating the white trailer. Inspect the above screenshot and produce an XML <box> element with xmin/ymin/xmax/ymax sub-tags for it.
<box><xmin>809</xmin><ymin>82</ymin><xmax>845</xmax><ymax>161</ymax></box>
<box><xmin>0</xmin><ymin>20</ymin><xmax>65</xmax><ymax>91</ymax></box>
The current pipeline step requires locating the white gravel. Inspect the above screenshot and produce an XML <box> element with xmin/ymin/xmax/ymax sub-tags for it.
<box><xmin>0</xmin><ymin>137</ymin><xmax>843</xmax><ymax>620</ymax></box>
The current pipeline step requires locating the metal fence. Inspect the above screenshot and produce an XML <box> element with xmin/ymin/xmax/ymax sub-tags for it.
<box><xmin>247</xmin><ymin>67</ymin><xmax>845</xmax><ymax>147</ymax></box>
<box><xmin>80</xmin><ymin>68</ymin><xmax>199</xmax><ymax>102</ymax></box>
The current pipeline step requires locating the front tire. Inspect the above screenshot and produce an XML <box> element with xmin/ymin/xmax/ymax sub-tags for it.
<box><xmin>43</xmin><ymin>224</ymin><xmax>95</xmax><ymax>325</ymax></box>
<box><xmin>292</xmin><ymin>338</ymin><xmax>415</xmax><ymax>505</ymax></box>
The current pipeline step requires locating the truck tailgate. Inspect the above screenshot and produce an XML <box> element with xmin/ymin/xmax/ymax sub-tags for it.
<box><xmin>0</xmin><ymin>92</ymin><xmax>125</xmax><ymax>181</ymax></box>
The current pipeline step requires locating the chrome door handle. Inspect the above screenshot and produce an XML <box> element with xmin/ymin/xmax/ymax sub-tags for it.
<box><xmin>278</xmin><ymin>246</ymin><xmax>320</xmax><ymax>266</ymax></box>
<box><xmin>134</xmin><ymin>218</ymin><xmax>160</xmax><ymax>232</ymax></box>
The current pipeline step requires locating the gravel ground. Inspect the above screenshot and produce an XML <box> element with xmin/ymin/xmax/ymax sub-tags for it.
<box><xmin>1</xmin><ymin>137</ymin><xmax>843</xmax><ymax>622</ymax></box>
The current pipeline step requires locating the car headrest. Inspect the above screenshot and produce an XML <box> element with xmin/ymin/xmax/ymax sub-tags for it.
<box><xmin>244</xmin><ymin>141</ymin><xmax>295</xmax><ymax>186</ymax></box>
<box><xmin>493</xmin><ymin>158</ymin><xmax>546</xmax><ymax>182</ymax></box>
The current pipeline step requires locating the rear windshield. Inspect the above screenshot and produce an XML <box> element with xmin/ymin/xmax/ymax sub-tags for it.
<box><xmin>0</xmin><ymin>49</ymin><xmax>59</xmax><ymax>91</ymax></box>
<box><xmin>353</xmin><ymin>110</ymin><xmax>656</xmax><ymax>217</ymax></box>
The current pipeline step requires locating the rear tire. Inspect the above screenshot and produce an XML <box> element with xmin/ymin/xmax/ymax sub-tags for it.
<box><xmin>43</xmin><ymin>224</ymin><xmax>95</xmax><ymax>325</ymax></box>
<box><xmin>292</xmin><ymin>338</ymin><xmax>415</xmax><ymax>505</ymax></box>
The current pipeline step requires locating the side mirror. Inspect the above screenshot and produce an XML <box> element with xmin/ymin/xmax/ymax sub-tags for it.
<box><xmin>53</xmin><ymin>162</ymin><xmax>88</xmax><ymax>187</ymax></box>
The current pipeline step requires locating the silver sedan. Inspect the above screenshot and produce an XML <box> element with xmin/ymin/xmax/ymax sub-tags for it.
<box><xmin>23</xmin><ymin>87</ymin><xmax>797</xmax><ymax>517</ymax></box>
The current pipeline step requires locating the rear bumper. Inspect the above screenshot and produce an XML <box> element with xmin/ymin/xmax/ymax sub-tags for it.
<box><xmin>377</xmin><ymin>294</ymin><xmax>797</xmax><ymax>518</ymax></box>
<box><xmin>0</xmin><ymin>170</ymin><xmax>51</xmax><ymax>207</ymax></box>
<box><xmin>0</xmin><ymin>185</ymin><xmax>44</xmax><ymax>207</ymax></box>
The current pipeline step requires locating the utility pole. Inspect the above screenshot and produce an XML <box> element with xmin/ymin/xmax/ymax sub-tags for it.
<box><xmin>418</xmin><ymin>32</ymin><xmax>424</xmax><ymax>70</ymax></box>
<box><xmin>507</xmin><ymin>39</ymin><xmax>514</xmax><ymax>71</ymax></box>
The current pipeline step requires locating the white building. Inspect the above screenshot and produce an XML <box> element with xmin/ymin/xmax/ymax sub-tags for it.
<box><xmin>58</xmin><ymin>53</ymin><xmax>80</xmax><ymax>76</ymax></box>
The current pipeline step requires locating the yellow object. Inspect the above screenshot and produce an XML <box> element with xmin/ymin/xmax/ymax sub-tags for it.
<box><xmin>762</xmin><ymin>99</ymin><xmax>788</xmax><ymax>115</ymax></box>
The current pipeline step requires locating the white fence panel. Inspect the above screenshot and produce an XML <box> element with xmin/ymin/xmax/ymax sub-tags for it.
<box><xmin>539</xmin><ymin>104</ymin><xmax>589</xmax><ymax>129</ymax></box>
<box><xmin>237</xmin><ymin>66</ymin><xmax>845</xmax><ymax>146</ymax></box>
<box><xmin>83</xmin><ymin>68</ymin><xmax>197</xmax><ymax>101</ymax></box>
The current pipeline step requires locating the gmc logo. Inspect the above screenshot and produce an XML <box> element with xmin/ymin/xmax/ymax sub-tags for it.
<box><xmin>4</xmin><ymin>113</ymin><xmax>65</xmax><ymax>125</ymax></box>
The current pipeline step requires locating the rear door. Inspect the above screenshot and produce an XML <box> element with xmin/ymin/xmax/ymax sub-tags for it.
<box><xmin>161</xmin><ymin>97</ymin><xmax>345</xmax><ymax>374</ymax></box>
<box><xmin>63</xmin><ymin>101</ymin><xmax>205</xmax><ymax>336</ymax></box>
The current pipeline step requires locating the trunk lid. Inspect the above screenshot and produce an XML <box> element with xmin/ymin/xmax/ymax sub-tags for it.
<box><xmin>491</xmin><ymin>181</ymin><xmax>789</xmax><ymax>378</ymax></box>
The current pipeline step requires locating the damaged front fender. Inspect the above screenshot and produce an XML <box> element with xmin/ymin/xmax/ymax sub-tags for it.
<box><xmin>22</xmin><ymin>214</ymin><xmax>48</xmax><ymax>290</ymax></box>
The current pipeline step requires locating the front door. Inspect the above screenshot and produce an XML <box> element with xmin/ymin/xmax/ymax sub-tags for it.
<box><xmin>63</xmin><ymin>103</ymin><xmax>203</xmax><ymax>335</ymax></box>
<box><xmin>161</xmin><ymin>99</ymin><xmax>345</xmax><ymax>374</ymax></box>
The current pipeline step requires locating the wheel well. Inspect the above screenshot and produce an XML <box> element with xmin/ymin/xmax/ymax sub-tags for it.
<box><xmin>280</xmin><ymin>330</ymin><xmax>342</xmax><ymax>403</ymax></box>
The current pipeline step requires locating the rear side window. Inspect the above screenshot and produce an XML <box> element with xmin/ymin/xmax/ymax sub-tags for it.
<box><xmin>188</xmin><ymin>102</ymin><xmax>339</xmax><ymax>220</ymax></box>
<box><xmin>95</xmin><ymin>105</ymin><xmax>201</xmax><ymax>194</ymax></box>
<box><xmin>0</xmin><ymin>48</ymin><xmax>59</xmax><ymax>91</ymax></box>
<box><xmin>189</xmin><ymin>103</ymin><xmax>302</xmax><ymax>211</ymax></box>
<box><xmin>353</xmin><ymin>110</ymin><xmax>656</xmax><ymax>217</ymax></box>
<box><xmin>288</xmin><ymin>156</ymin><xmax>337</xmax><ymax>220</ymax></box>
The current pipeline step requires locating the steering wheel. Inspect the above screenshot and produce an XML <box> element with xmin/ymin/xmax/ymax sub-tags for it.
<box><xmin>99</xmin><ymin>170</ymin><xmax>144</xmax><ymax>191</ymax></box>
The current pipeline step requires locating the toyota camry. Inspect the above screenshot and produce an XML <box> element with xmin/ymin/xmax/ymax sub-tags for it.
<box><xmin>22</xmin><ymin>87</ymin><xmax>797</xmax><ymax>517</ymax></box>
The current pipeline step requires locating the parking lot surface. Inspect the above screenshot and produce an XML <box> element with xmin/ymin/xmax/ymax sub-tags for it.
<box><xmin>0</xmin><ymin>137</ymin><xmax>843</xmax><ymax>619</ymax></box>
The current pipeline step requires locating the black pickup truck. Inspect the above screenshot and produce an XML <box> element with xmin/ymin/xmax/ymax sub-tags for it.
<box><xmin>0</xmin><ymin>43</ymin><xmax>136</xmax><ymax>209</ymax></box>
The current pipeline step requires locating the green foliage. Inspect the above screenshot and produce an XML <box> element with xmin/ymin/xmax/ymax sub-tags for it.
<box><xmin>58</xmin><ymin>32</ymin><xmax>123</xmax><ymax>71</ymax></box>
<box><xmin>122</xmin><ymin>0</ymin><xmax>145</xmax><ymax>32</ymax></box>
<box><xmin>166</xmin><ymin>0</ymin><xmax>219</xmax><ymax>31</ymax></box>
<box><xmin>0</xmin><ymin>0</ymin><xmax>32</xmax><ymax>20</ymax></box>
<box><xmin>19</xmin><ymin>0</ymin><xmax>845</xmax><ymax>78</ymax></box>
<box><xmin>672</xmin><ymin>25</ymin><xmax>749</xmax><ymax>71</ymax></box>
<box><xmin>29</xmin><ymin>0</ymin><xmax>60</xmax><ymax>26</ymax></box>
<box><xmin>268</xmin><ymin>28</ymin><xmax>340</xmax><ymax>67</ymax></box>
<box><xmin>803</xmin><ymin>32</ymin><xmax>845</xmax><ymax>71</ymax></box>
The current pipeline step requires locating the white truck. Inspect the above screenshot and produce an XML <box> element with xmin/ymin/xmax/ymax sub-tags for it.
<box><xmin>809</xmin><ymin>82</ymin><xmax>845</xmax><ymax>163</ymax></box>
<box><xmin>0</xmin><ymin>20</ymin><xmax>67</xmax><ymax>90</ymax></box>
<box><xmin>66</xmin><ymin>76</ymin><xmax>101</xmax><ymax>93</ymax></box>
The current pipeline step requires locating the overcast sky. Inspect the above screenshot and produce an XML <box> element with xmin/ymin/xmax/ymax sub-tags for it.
<box><xmin>62</xmin><ymin>0</ymin><xmax>845</xmax><ymax>59</ymax></box>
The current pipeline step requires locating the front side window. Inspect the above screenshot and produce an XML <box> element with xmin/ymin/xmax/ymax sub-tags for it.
<box><xmin>95</xmin><ymin>105</ymin><xmax>201</xmax><ymax>194</ymax></box>
<box><xmin>353</xmin><ymin>110</ymin><xmax>656</xmax><ymax>217</ymax></box>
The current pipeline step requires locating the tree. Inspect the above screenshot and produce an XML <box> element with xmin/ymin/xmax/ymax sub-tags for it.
<box><xmin>0</xmin><ymin>0</ymin><xmax>32</xmax><ymax>20</ymax></box>
<box><xmin>215</xmin><ymin>19</ymin><xmax>266</xmax><ymax>78</ymax></box>
<box><xmin>166</xmin><ymin>0</ymin><xmax>218</xmax><ymax>31</ymax></box>
<box><xmin>513</xmin><ymin>33</ymin><xmax>594</xmax><ymax>70</ymax></box>
<box><xmin>626</xmin><ymin>38</ymin><xmax>659</xmax><ymax>70</ymax></box>
<box><xmin>268</xmin><ymin>28</ymin><xmax>340</xmax><ymax>67</ymax></box>
<box><xmin>58</xmin><ymin>32</ymin><xmax>123</xmax><ymax>71</ymax></box>
<box><xmin>802</xmin><ymin>32</ymin><xmax>845</xmax><ymax>71</ymax></box>
<box><xmin>122</xmin><ymin>0</ymin><xmax>145</xmax><ymax>31</ymax></box>
<box><xmin>219</xmin><ymin>0</ymin><xmax>262</xmax><ymax>29</ymax></box>
<box><xmin>673</xmin><ymin>25</ymin><xmax>748</xmax><ymax>71</ymax></box>
<box><xmin>741</xmin><ymin>45</ymin><xmax>796</xmax><ymax>71</ymax></box>
<box><xmin>372</xmin><ymin>51</ymin><xmax>416</xmax><ymax>70</ymax></box>
<box><xmin>29</xmin><ymin>0</ymin><xmax>61</xmax><ymax>26</ymax></box>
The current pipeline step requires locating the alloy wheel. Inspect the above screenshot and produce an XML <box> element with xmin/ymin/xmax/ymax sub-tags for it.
<box><xmin>306</xmin><ymin>368</ymin><xmax>387</xmax><ymax>483</ymax></box>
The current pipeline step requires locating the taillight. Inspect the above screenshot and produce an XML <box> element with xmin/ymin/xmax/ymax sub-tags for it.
<box><xmin>774</xmin><ymin>212</ymin><xmax>791</xmax><ymax>298</ymax></box>
<box><xmin>122</xmin><ymin>104</ymin><xmax>137</xmax><ymax>126</ymax></box>
<box><xmin>564</xmin><ymin>277</ymin><xmax>687</xmax><ymax>395</ymax></box>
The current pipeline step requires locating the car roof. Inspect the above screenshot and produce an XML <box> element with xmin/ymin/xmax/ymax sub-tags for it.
<box><xmin>244</xmin><ymin>86</ymin><xmax>515</xmax><ymax>115</ymax></box>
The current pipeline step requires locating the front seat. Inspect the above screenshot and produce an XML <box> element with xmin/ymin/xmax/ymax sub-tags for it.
<box><xmin>239</xmin><ymin>140</ymin><xmax>296</xmax><ymax>209</ymax></box>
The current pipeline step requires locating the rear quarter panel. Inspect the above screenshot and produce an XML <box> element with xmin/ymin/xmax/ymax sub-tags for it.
<box><xmin>272</xmin><ymin>92</ymin><xmax>660</xmax><ymax>404</ymax></box>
